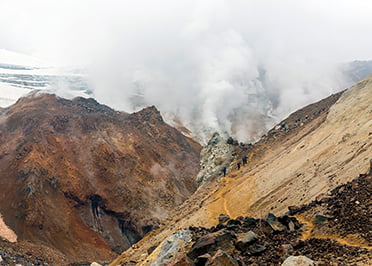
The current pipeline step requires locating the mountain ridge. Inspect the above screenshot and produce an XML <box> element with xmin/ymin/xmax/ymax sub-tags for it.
<box><xmin>0</xmin><ymin>93</ymin><xmax>201</xmax><ymax>263</ymax></box>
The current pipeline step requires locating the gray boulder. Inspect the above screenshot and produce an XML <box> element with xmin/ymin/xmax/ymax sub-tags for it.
<box><xmin>149</xmin><ymin>229</ymin><xmax>192</xmax><ymax>266</ymax></box>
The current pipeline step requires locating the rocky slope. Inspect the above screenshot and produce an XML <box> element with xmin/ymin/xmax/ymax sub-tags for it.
<box><xmin>134</xmin><ymin>171</ymin><xmax>371</xmax><ymax>265</ymax></box>
<box><xmin>0</xmin><ymin>93</ymin><xmax>201</xmax><ymax>264</ymax></box>
<box><xmin>111</xmin><ymin>75</ymin><xmax>371</xmax><ymax>265</ymax></box>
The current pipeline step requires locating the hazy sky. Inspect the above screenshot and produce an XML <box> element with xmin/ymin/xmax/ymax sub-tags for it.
<box><xmin>1</xmin><ymin>0</ymin><xmax>371</xmax><ymax>141</ymax></box>
<box><xmin>1</xmin><ymin>0</ymin><xmax>371</xmax><ymax>64</ymax></box>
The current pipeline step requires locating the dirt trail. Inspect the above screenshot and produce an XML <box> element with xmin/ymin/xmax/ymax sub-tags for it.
<box><xmin>295</xmin><ymin>215</ymin><xmax>372</xmax><ymax>250</ymax></box>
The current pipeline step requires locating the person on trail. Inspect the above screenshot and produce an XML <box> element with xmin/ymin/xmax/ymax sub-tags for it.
<box><xmin>237</xmin><ymin>162</ymin><xmax>241</xmax><ymax>170</ymax></box>
<box><xmin>242</xmin><ymin>156</ymin><xmax>248</xmax><ymax>165</ymax></box>
<box><xmin>222</xmin><ymin>167</ymin><xmax>227</xmax><ymax>177</ymax></box>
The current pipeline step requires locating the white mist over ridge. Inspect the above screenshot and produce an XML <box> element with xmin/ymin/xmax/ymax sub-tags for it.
<box><xmin>1</xmin><ymin>1</ymin><xmax>372</xmax><ymax>143</ymax></box>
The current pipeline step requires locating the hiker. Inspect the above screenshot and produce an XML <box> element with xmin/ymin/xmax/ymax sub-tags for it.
<box><xmin>242</xmin><ymin>156</ymin><xmax>248</xmax><ymax>165</ymax></box>
<box><xmin>237</xmin><ymin>162</ymin><xmax>241</xmax><ymax>170</ymax></box>
<box><xmin>222</xmin><ymin>167</ymin><xmax>227</xmax><ymax>177</ymax></box>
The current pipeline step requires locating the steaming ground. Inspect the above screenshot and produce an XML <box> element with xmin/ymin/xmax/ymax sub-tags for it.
<box><xmin>1</xmin><ymin>49</ymin><xmax>372</xmax><ymax>144</ymax></box>
<box><xmin>1</xmin><ymin>1</ymin><xmax>372</xmax><ymax>143</ymax></box>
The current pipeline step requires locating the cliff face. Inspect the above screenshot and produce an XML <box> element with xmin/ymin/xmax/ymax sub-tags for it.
<box><xmin>0</xmin><ymin>93</ymin><xmax>201</xmax><ymax>262</ymax></box>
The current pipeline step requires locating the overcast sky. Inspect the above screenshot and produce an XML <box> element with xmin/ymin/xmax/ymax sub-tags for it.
<box><xmin>1</xmin><ymin>0</ymin><xmax>371</xmax><ymax>141</ymax></box>
<box><xmin>1</xmin><ymin>0</ymin><xmax>371</xmax><ymax>65</ymax></box>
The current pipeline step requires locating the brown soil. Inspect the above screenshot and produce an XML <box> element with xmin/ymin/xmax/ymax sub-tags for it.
<box><xmin>0</xmin><ymin>94</ymin><xmax>201</xmax><ymax>264</ymax></box>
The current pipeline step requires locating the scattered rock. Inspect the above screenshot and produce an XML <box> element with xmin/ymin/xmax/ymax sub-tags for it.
<box><xmin>90</xmin><ymin>263</ymin><xmax>102</xmax><ymax>266</ymax></box>
<box><xmin>218</xmin><ymin>214</ymin><xmax>230</xmax><ymax>224</ymax></box>
<box><xmin>267</xmin><ymin>213</ymin><xmax>287</xmax><ymax>232</ymax></box>
<box><xmin>242</xmin><ymin>217</ymin><xmax>256</xmax><ymax>227</ymax></box>
<box><xmin>246</xmin><ymin>244</ymin><xmax>266</xmax><ymax>255</ymax></box>
<box><xmin>287</xmin><ymin>206</ymin><xmax>302</xmax><ymax>215</ymax></box>
<box><xmin>205</xmin><ymin>249</ymin><xmax>239</xmax><ymax>266</ymax></box>
<box><xmin>281</xmin><ymin>255</ymin><xmax>314</xmax><ymax>266</ymax></box>
<box><xmin>187</xmin><ymin>230</ymin><xmax>236</xmax><ymax>260</ymax></box>
<box><xmin>314</xmin><ymin>214</ymin><xmax>330</xmax><ymax>225</ymax></box>
<box><xmin>235</xmin><ymin>231</ymin><xmax>257</xmax><ymax>251</ymax></box>
<box><xmin>280</xmin><ymin>244</ymin><xmax>294</xmax><ymax>258</ymax></box>
<box><xmin>315</xmin><ymin>193</ymin><xmax>330</xmax><ymax>203</ymax></box>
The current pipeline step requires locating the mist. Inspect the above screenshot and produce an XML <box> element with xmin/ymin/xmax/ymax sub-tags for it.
<box><xmin>1</xmin><ymin>0</ymin><xmax>371</xmax><ymax>143</ymax></box>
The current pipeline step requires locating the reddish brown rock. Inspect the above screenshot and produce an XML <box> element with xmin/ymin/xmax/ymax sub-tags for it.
<box><xmin>0</xmin><ymin>94</ymin><xmax>201</xmax><ymax>263</ymax></box>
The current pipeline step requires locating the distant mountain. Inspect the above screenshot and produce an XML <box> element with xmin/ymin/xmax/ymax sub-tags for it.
<box><xmin>342</xmin><ymin>60</ymin><xmax>372</xmax><ymax>84</ymax></box>
<box><xmin>0</xmin><ymin>93</ymin><xmax>201</xmax><ymax>263</ymax></box>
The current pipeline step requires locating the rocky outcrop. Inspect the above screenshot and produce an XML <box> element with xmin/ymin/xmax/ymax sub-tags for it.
<box><xmin>196</xmin><ymin>133</ymin><xmax>236</xmax><ymax>187</ymax></box>
<box><xmin>0</xmin><ymin>94</ymin><xmax>201</xmax><ymax>263</ymax></box>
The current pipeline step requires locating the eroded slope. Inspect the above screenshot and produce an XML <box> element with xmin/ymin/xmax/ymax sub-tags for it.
<box><xmin>0</xmin><ymin>93</ymin><xmax>201</xmax><ymax>263</ymax></box>
<box><xmin>112</xmin><ymin>75</ymin><xmax>371</xmax><ymax>265</ymax></box>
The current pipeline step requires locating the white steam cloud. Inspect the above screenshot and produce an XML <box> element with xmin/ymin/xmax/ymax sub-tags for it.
<box><xmin>0</xmin><ymin>0</ymin><xmax>371</xmax><ymax>143</ymax></box>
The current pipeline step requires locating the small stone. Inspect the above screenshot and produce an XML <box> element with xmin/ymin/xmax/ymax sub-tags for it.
<box><xmin>205</xmin><ymin>249</ymin><xmax>239</xmax><ymax>266</ymax></box>
<box><xmin>243</xmin><ymin>217</ymin><xmax>256</xmax><ymax>227</ymax></box>
<box><xmin>288</xmin><ymin>220</ymin><xmax>295</xmax><ymax>231</ymax></box>
<box><xmin>226</xmin><ymin>219</ymin><xmax>241</xmax><ymax>226</ymax></box>
<box><xmin>218</xmin><ymin>214</ymin><xmax>230</xmax><ymax>224</ymax></box>
<box><xmin>187</xmin><ymin>230</ymin><xmax>236</xmax><ymax>260</ymax></box>
<box><xmin>235</xmin><ymin>231</ymin><xmax>258</xmax><ymax>250</ymax></box>
<box><xmin>90</xmin><ymin>263</ymin><xmax>102</xmax><ymax>266</ymax></box>
<box><xmin>314</xmin><ymin>214</ymin><xmax>331</xmax><ymax>225</ymax></box>
<box><xmin>281</xmin><ymin>244</ymin><xmax>294</xmax><ymax>257</ymax></box>
<box><xmin>267</xmin><ymin>213</ymin><xmax>287</xmax><ymax>232</ymax></box>
<box><xmin>195</xmin><ymin>253</ymin><xmax>211</xmax><ymax>265</ymax></box>
<box><xmin>247</xmin><ymin>244</ymin><xmax>266</xmax><ymax>255</ymax></box>
<box><xmin>281</xmin><ymin>255</ymin><xmax>314</xmax><ymax>266</ymax></box>
<box><xmin>288</xmin><ymin>206</ymin><xmax>301</xmax><ymax>215</ymax></box>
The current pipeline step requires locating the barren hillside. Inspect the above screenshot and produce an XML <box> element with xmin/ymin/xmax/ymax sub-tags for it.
<box><xmin>0</xmin><ymin>94</ymin><xmax>201</xmax><ymax>264</ymax></box>
<box><xmin>112</xmin><ymin>75</ymin><xmax>371</xmax><ymax>265</ymax></box>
